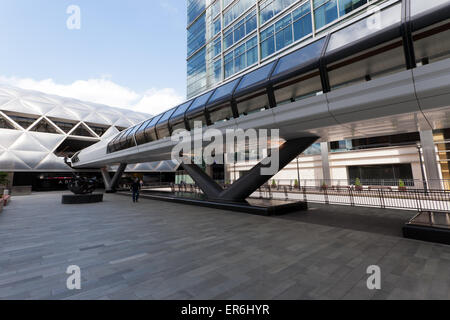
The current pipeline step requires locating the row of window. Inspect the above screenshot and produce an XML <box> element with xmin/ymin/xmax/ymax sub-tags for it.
<box><xmin>260</xmin><ymin>0</ymin><xmax>297</xmax><ymax>25</ymax></box>
<box><xmin>187</xmin><ymin>13</ymin><xmax>206</xmax><ymax>57</ymax></box>
<box><xmin>261</xmin><ymin>2</ymin><xmax>312</xmax><ymax>58</ymax></box>
<box><xmin>224</xmin><ymin>0</ymin><xmax>255</xmax><ymax>27</ymax></box>
<box><xmin>224</xmin><ymin>10</ymin><xmax>257</xmax><ymax>52</ymax></box>
<box><xmin>224</xmin><ymin>36</ymin><xmax>258</xmax><ymax>78</ymax></box>
<box><xmin>188</xmin><ymin>0</ymin><xmax>373</xmax><ymax>98</ymax></box>
<box><xmin>0</xmin><ymin>113</ymin><xmax>114</xmax><ymax>137</ymax></box>
<box><xmin>188</xmin><ymin>0</ymin><xmax>206</xmax><ymax>26</ymax></box>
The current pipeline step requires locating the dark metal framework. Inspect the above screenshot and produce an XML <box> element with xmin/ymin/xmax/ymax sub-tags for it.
<box><xmin>181</xmin><ymin>136</ymin><xmax>318</xmax><ymax>202</ymax></box>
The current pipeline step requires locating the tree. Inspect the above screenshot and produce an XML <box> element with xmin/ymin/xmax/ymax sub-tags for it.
<box><xmin>0</xmin><ymin>172</ymin><xmax>8</xmax><ymax>186</ymax></box>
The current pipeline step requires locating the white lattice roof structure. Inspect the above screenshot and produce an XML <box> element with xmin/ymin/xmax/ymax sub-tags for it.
<box><xmin>0</xmin><ymin>85</ymin><xmax>179</xmax><ymax>172</ymax></box>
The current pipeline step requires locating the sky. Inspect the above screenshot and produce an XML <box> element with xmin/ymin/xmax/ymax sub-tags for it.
<box><xmin>0</xmin><ymin>0</ymin><xmax>187</xmax><ymax>115</ymax></box>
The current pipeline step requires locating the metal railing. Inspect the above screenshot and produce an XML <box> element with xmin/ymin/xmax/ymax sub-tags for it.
<box><xmin>168</xmin><ymin>183</ymin><xmax>450</xmax><ymax>212</ymax></box>
<box><xmin>244</xmin><ymin>179</ymin><xmax>450</xmax><ymax>190</ymax></box>
<box><xmin>254</xmin><ymin>185</ymin><xmax>450</xmax><ymax>212</ymax></box>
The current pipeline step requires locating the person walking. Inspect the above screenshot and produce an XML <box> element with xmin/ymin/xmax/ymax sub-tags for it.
<box><xmin>131</xmin><ymin>178</ymin><xmax>141</xmax><ymax>203</ymax></box>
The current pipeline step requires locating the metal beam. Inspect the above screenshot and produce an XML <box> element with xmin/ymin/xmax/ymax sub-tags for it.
<box><xmin>102</xmin><ymin>163</ymin><xmax>127</xmax><ymax>193</ymax></box>
<box><xmin>182</xmin><ymin>136</ymin><xmax>318</xmax><ymax>202</ymax></box>
<box><xmin>180</xmin><ymin>163</ymin><xmax>223</xmax><ymax>199</ymax></box>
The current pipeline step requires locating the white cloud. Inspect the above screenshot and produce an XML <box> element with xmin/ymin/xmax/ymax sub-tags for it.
<box><xmin>159</xmin><ymin>1</ymin><xmax>179</xmax><ymax>14</ymax></box>
<box><xmin>0</xmin><ymin>75</ymin><xmax>184</xmax><ymax>116</ymax></box>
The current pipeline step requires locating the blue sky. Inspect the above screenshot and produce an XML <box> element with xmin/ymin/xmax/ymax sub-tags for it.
<box><xmin>0</xmin><ymin>0</ymin><xmax>187</xmax><ymax>114</ymax></box>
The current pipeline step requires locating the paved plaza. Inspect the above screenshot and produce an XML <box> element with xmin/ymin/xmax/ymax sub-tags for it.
<box><xmin>0</xmin><ymin>192</ymin><xmax>449</xmax><ymax>300</ymax></box>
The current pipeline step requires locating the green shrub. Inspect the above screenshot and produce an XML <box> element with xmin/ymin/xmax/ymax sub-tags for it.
<box><xmin>0</xmin><ymin>172</ymin><xmax>8</xmax><ymax>186</ymax></box>
<box><xmin>355</xmin><ymin>178</ymin><xmax>361</xmax><ymax>186</ymax></box>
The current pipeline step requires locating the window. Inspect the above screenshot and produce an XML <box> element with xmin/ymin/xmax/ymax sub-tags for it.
<box><xmin>214</xmin><ymin>37</ymin><xmax>222</xmax><ymax>57</ymax></box>
<box><xmin>261</xmin><ymin>2</ymin><xmax>312</xmax><ymax>59</ymax></box>
<box><xmin>223</xmin><ymin>0</ymin><xmax>254</xmax><ymax>27</ymax></box>
<box><xmin>223</xmin><ymin>10</ymin><xmax>257</xmax><ymax>50</ymax></box>
<box><xmin>338</xmin><ymin>0</ymin><xmax>367</xmax><ymax>16</ymax></box>
<box><xmin>213</xmin><ymin>18</ymin><xmax>221</xmax><ymax>36</ymax></box>
<box><xmin>3</xmin><ymin>112</ymin><xmax>38</xmax><ymax>130</ymax></box>
<box><xmin>187</xmin><ymin>13</ymin><xmax>206</xmax><ymax>57</ymax></box>
<box><xmin>70</xmin><ymin>123</ymin><xmax>94</xmax><ymax>137</ymax></box>
<box><xmin>261</xmin><ymin>27</ymin><xmax>275</xmax><ymax>58</ymax></box>
<box><xmin>327</xmin><ymin>3</ymin><xmax>405</xmax><ymax>90</ymax></box>
<box><xmin>259</xmin><ymin>0</ymin><xmax>297</xmax><ymax>26</ymax></box>
<box><xmin>223</xmin><ymin>0</ymin><xmax>234</xmax><ymax>8</ymax></box>
<box><xmin>275</xmin><ymin>15</ymin><xmax>293</xmax><ymax>51</ymax></box>
<box><xmin>214</xmin><ymin>59</ymin><xmax>222</xmax><ymax>83</ymax></box>
<box><xmin>293</xmin><ymin>2</ymin><xmax>312</xmax><ymax>41</ymax></box>
<box><xmin>348</xmin><ymin>164</ymin><xmax>414</xmax><ymax>186</ymax></box>
<box><xmin>50</xmin><ymin>119</ymin><xmax>77</xmax><ymax>133</ymax></box>
<box><xmin>313</xmin><ymin>0</ymin><xmax>338</xmax><ymax>30</ymax></box>
<box><xmin>211</xmin><ymin>0</ymin><xmax>221</xmax><ymax>18</ymax></box>
<box><xmin>224</xmin><ymin>36</ymin><xmax>258</xmax><ymax>78</ymax></box>
<box><xmin>187</xmin><ymin>48</ymin><xmax>207</xmax><ymax>98</ymax></box>
<box><xmin>0</xmin><ymin>114</ymin><xmax>15</xmax><ymax>130</ymax></box>
<box><xmin>188</xmin><ymin>0</ymin><xmax>206</xmax><ymax>25</ymax></box>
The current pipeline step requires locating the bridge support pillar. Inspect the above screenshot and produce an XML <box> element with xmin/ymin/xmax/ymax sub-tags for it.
<box><xmin>420</xmin><ymin>130</ymin><xmax>442</xmax><ymax>190</ymax></box>
<box><xmin>182</xmin><ymin>136</ymin><xmax>318</xmax><ymax>202</ymax></box>
<box><xmin>101</xmin><ymin>163</ymin><xmax>127</xmax><ymax>193</ymax></box>
<box><xmin>320</xmin><ymin>142</ymin><xmax>331</xmax><ymax>187</ymax></box>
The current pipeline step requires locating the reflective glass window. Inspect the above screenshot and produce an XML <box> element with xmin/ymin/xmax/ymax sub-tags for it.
<box><xmin>411</xmin><ymin>0</ymin><xmax>448</xmax><ymax>16</ymax></box>
<box><xmin>338</xmin><ymin>0</ymin><xmax>367</xmax><ymax>17</ymax></box>
<box><xmin>187</xmin><ymin>47</ymin><xmax>207</xmax><ymax>98</ymax></box>
<box><xmin>275</xmin><ymin>15</ymin><xmax>293</xmax><ymax>51</ymax></box>
<box><xmin>327</xmin><ymin>3</ymin><xmax>402</xmax><ymax>53</ymax></box>
<box><xmin>223</xmin><ymin>10</ymin><xmax>257</xmax><ymax>50</ymax></box>
<box><xmin>208</xmin><ymin>78</ymin><xmax>241</xmax><ymax>105</ymax></box>
<box><xmin>224</xmin><ymin>0</ymin><xmax>254</xmax><ymax>27</ymax></box>
<box><xmin>213</xmin><ymin>18</ymin><xmax>221</xmax><ymax>36</ymax></box>
<box><xmin>188</xmin><ymin>0</ymin><xmax>206</xmax><ymax>25</ymax></box>
<box><xmin>293</xmin><ymin>3</ymin><xmax>312</xmax><ymax>41</ymax></box>
<box><xmin>135</xmin><ymin>118</ymin><xmax>154</xmax><ymax>145</ymax></box>
<box><xmin>272</xmin><ymin>38</ymin><xmax>324</xmax><ymax>79</ymax></box>
<box><xmin>214</xmin><ymin>58</ymin><xmax>222</xmax><ymax>83</ymax></box>
<box><xmin>224</xmin><ymin>35</ymin><xmax>258</xmax><ymax>78</ymax></box>
<box><xmin>260</xmin><ymin>0</ymin><xmax>297</xmax><ymax>26</ymax></box>
<box><xmin>211</xmin><ymin>0</ymin><xmax>221</xmax><ymax>17</ymax></box>
<box><xmin>187</xmin><ymin>13</ymin><xmax>206</xmax><ymax>57</ymax></box>
<box><xmin>314</xmin><ymin>0</ymin><xmax>338</xmax><ymax>30</ymax></box>
<box><xmin>214</xmin><ymin>37</ymin><xmax>222</xmax><ymax>57</ymax></box>
<box><xmin>235</xmin><ymin>61</ymin><xmax>276</xmax><ymax>94</ymax></box>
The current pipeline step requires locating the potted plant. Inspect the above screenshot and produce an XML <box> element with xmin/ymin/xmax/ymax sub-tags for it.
<box><xmin>321</xmin><ymin>181</ymin><xmax>328</xmax><ymax>191</ymax></box>
<box><xmin>355</xmin><ymin>178</ymin><xmax>363</xmax><ymax>191</ymax></box>
<box><xmin>271</xmin><ymin>180</ymin><xmax>277</xmax><ymax>188</ymax></box>
<box><xmin>0</xmin><ymin>172</ymin><xmax>9</xmax><ymax>192</ymax></box>
<box><xmin>293</xmin><ymin>179</ymin><xmax>299</xmax><ymax>190</ymax></box>
<box><xmin>398</xmin><ymin>179</ymin><xmax>406</xmax><ymax>191</ymax></box>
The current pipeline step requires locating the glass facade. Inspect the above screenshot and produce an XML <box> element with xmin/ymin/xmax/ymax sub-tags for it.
<box><xmin>187</xmin><ymin>0</ymin><xmax>379</xmax><ymax>98</ymax></box>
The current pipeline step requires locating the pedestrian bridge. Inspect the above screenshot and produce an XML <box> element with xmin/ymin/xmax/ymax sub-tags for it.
<box><xmin>70</xmin><ymin>0</ymin><xmax>450</xmax><ymax>203</ymax></box>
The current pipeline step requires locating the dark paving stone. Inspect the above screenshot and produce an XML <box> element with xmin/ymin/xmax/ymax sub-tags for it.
<box><xmin>0</xmin><ymin>192</ymin><xmax>449</xmax><ymax>300</ymax></box>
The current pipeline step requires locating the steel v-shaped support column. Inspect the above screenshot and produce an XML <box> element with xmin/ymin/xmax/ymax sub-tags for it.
<box><xmin>181</xmin><ymin>136</ymin><xmax>318</xmax><ymax>202</ymax></box>
<box><xmin>101</xmin><ymin>163</ymin><xmax>127</xmax><ymax>193</ymax></box>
